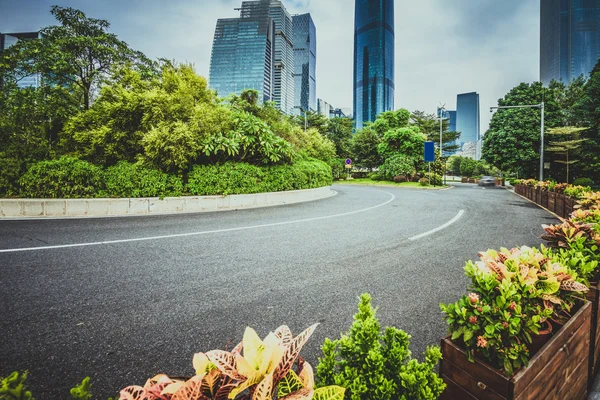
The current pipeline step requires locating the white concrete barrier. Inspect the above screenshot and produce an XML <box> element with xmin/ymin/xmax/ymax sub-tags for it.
<box><xmin>0</xmin><ymin>186</ymin><xmax>335</xmax><ymax>218</ymax></box>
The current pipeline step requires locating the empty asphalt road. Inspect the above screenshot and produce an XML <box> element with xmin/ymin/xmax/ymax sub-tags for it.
<box><xmin>0</xmin><ymin>183</ymin><xmax>558</xmax><ymax>399</ymax></box>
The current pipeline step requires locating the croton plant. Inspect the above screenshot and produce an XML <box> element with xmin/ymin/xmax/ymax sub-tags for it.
<box><xmin>441</xmin><ymin>246</ymin><xmax>588</xmax><ymax>376</ymax></box>
<box><xmin>119</xmin><ymin>325</ymin><xmax>345</xmax><ymax>400</ymax></box>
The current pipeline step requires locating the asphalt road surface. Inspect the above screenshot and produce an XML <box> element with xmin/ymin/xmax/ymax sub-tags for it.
<box><xmin>0</xmin><ymin>183</ymin><xmax>558</xmax><ymax>399</ymax></box>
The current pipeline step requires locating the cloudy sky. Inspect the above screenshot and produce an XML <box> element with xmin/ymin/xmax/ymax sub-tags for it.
<box><xmin>0</xmin><ymin>0</ymin><xmax>540</xmax><ymax>132</ymax></box>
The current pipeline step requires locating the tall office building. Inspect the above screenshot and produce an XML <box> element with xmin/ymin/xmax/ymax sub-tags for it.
<box><xmin>456</xmin><ymin>92</ymin><xmax>480</xmax><ymax>148</ymax></box>
<box><xmin>209</xmin><ymin>1</ymin><xmax>274</xmax><ymax>103</ymax></box>
<box><xmin>269</xmin><ymin>1</ymin><xmax>295</xmax><ymax>114</ymax></box>
<box><xmin>0</xmin><ymin>31</ymin><xmax>42</xmax><ymax>88</ymax></box>
<box><xmin>540</xmin><ymin>0</ymin><xmax>600</xmax><ymax>84</ymax></box>
<box><xmin>292</xmin><ymin>13</ymin><xmax>316</xmax><ymax>114</ymax></box>
<box><xmin>353</xmin><ymin>0</ymin><xmax>395</xmax><ymax>129</ymax></box>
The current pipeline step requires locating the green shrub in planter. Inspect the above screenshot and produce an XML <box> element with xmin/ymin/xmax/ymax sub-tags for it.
<box><xmin>104</xmin><ymin>162</ymin><xmax>183</xmax><ymax>198</ymax></box>
<box><xmin>19</xmin><ymin>157</ymin><xmax>105</xmax><ymax>198</ymax></box>
<box><xmin>316</xmin><ymin>294</ymin><xmax>445</xmax><ymax>400</ymax></box>
<box><xmin>573</xmin><ymin>177</ymin><xmax>595</xmax><ymax>187</ymax></box>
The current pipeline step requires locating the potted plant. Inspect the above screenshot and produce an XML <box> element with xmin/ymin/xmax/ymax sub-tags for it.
<box><xmin>440</xmin><ymin>246</ymin><xmax>590</xmax><ymax>400</ymax></box>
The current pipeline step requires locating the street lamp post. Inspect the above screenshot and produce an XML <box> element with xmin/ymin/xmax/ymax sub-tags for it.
<box><xmin>294</xmin><ymin>106</ymin><xmax>307</xmax><ymax>134</ymax></box>
<box><xmin>490</xmin><ymin>102</ymin><xmax>545</xmax><ymax>181</ymax></box>
<box><xmin>438</xmin><ymin>105</ymin><xmax>446</xmax><ymax>185</ymax></box>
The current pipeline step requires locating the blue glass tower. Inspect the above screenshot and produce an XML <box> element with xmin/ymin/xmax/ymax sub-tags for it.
<box><xmin>541</xmin><ymin>0</ymin><xmax>600</xmax><ymax>84</ymax></box>
<box><xmin>209</xmin><ymin>1</ymin><xmax>274</xmax><ymax>103</ymax></box>
<box><xmin>353</xmin><ymin>0</ymin><xmax>395</xmax><ymax>129</ymax></box>
<box><xmin>292</xmin><ymin>13</ymin><xmax>317</xmax><ymax>113</ymax></box>
<box><xmin>456</xmin><ymin>92</ymin><xmax>480</xmax><ymax>148</ymax></box>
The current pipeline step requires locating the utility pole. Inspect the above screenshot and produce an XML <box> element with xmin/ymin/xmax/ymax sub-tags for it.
<box><xmin>438</xmin><ymin>104</ymin><xmax>446</xmax><ymax>185</ymax></box>
<box><xmin>490</xmin><ymin>102</ymin><xmax>545</xmax><ymax>181</ymax></box>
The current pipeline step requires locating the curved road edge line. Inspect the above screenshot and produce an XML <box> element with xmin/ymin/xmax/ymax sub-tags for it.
<box><xmin>0</xmin><ymin>190</ymin><xmax>396</xmax><ymax>254</ymax></box>
<box><xmin>408</xmin><ymin>210</ymin><xmax>465</xmax><ymax>241</ymax></box>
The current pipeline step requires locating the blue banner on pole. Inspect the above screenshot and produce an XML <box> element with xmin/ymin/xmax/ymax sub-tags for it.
<box><xmin>424</xmin><ymin>142</ymin><xmax>435</xmax><ymax>162</ymax></box>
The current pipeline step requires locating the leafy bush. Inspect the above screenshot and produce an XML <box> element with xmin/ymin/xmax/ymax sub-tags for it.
<box><xmin>316</xmin><ymin>294</ymin><xmax>445</xmax><ymax>400</ymax></box>
<box><xmin>19</xmin><ymin>157</ymin><xmax>105</xmax><ymax>198</ymax></box>
<box><xmin>426</xmin><ymin>173</ymin><xmax>442</xmax><ymax>186</ymax></box>
<box><xmin>0</xmin><ymin>372</ymin><xmax>92</xmax><ymax>400</ymax></box>
<box><xmin>119</xmin><ymin>324</ymin><xmax>344</xmax><ymax>400</ymax></box>
<box><xmin>378</xmin><ymin>154</ymin><xmax>415</xmax><ymax>181</ymax></box>
<box><xmin>104</xmin><ymin>161</ymin><xmax>183</xmax><ymax>198</ymax></box>
<box><xmin>368</xmin><ymin>172</ymin><xmax>384</xmax><ymax>181</ymax></box>
<box><xmin>419</xmin><ymin>177</ymin><xmax>429</xmax><ymax>186</ymax></box>
<box><xmin>564</xmin><ymin>185</ymin><xmax>591</xmax><ymax>199</ymax></box>
<box><xmin>186</xmin><ymin>159</ymin><xmax>332</xmax><ymax>196</ymax></box>
<box><xmin>573</xmin><ymin>177</ymin><xmax>595</xmax><ymax>187</ymax></box>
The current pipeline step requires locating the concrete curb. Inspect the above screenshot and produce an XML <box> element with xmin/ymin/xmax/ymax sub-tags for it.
<box><xmin>0</xmin><ymin>186</ymin><xmax>335</xmax><ymax>219</ymax></box>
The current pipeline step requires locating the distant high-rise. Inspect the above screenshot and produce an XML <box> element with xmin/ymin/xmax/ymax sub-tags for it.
<box><xmin>209</xmin><ymin>1</ymin><xmax>274</xmax><ymax>103</ymax></box>
<box><xmin>456</xmin><ymin>92</ymin><xmax>480</xmax><ymax>148</ymax></box>
<box><xmin>0</xmin><ymin>31</ymin><xmax>42</xmax><ymax>88</ymax></box>
<box><xmin>292</xmin><ymin>13</ymin><xmax>317</xmax><ymax>114</ymax></box>
<box><xmin>353</xmin><ymin>0</ymin><xmax>395</xmax><ymax>129</ymax></box>
<box><xmin>269</xmin><ymin>1</ymin><xmax>295</xmax><ymax>114</ymax></box>
<box><xmin>540</xmin><ymin>0</ymin><xmax>600</xmax><ymax>85</ymax></box>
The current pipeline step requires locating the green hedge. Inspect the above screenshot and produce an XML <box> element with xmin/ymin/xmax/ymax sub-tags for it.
<box><xmin>19</xmin><ymin>157</ymin><xmax>105</xmax><ymax>198</ymax></box>
<box><xmin>17</xmin><ymin>158</ymin><xmax>332</xmax><ymax>198</ymax></box>
<box><xmin>104</xmin><ymin>161</ymin><xmax>183</xmax><ymax>198</ymax></box>
<box><xmin>186</xmin><ymin>159</ymin><xmax>332</xmax><ymax>196</ymax></box>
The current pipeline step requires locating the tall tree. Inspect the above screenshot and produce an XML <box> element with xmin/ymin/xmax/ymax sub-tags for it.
<box><xmin>545</xmin><ymin>127</ymin><xmax>588</xmax><ymax>183</ymax></box>
<box><xmin>351</xmin><ymin>127</ymin><xmax>382</xmax><ymax>170</ymax></box>
<box><xmin>482</xmin><ymin>82</ymin><xmax>563</xmax><ymax>177</ymax></box>
<box><xmin>8</xmin><ymin>6</ymin><xmax>154</xmax><ymax>110</ymax></box>
<box><xmin>325</xmin><ymin>117</ymin><xmax>354</xmax><ymax>157</ymax></box>
<box><xmin>410</xmin><ymin>110</ymin><xmax>460</xmax><ymax>155</ymax></box>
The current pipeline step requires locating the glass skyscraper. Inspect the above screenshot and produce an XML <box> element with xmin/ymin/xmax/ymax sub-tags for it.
<box><xmin>209</xmin><ymin>1</ymin><xmax>274</xmax><ymax>104</ymax></box>
<box><xmin>456</xmin><ymin>92</ymin><xmax>480</xmax><ymax>148</ymax></box>
<box><xmin>269</xmin><ymin>1</ymin><xmax>295</xmax><ymax>114</ymax></box>
<box><xmin>0</xmin><ymin>31</ymin><xmax>42</xmax><ymax>88</ymax></box>
<box><xmin>292</xmin><ymin>13</ymin><xmax>316</xmax><ymax>113</ymax></box>
<box><xmin>541</xmin><ymin>0</ymin><xmax>600</xmax><ymax>84</ymax></box>
<box><xmin>353</xmin><ymin>0</ymin><xmax>395</xmax><ymax>129</ymax></box>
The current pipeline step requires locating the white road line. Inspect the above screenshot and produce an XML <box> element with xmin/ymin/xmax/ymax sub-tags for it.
<box><xmin>408</xmin><ymin>210</ymin><xmax>465</xmax><ymax>241</ymax></box>
<box><xmin>0</xmin><ymin>190</ymin><xmax>396</xmax><ymax>253</ymax></box>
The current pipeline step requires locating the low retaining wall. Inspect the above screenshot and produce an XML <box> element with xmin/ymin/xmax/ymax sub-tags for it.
<box><xmin>0</xmin><ymin>186</ymin><xmax>335</xmax><ymax>218</ymax></box>
<box><xmin>514</xmin><ymin>185</ymin><xmax>575</xmax><ymax>219</ymax></box>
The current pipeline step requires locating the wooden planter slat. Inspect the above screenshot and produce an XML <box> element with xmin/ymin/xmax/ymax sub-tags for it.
<box><xmin>556</xmin><ymin>194</ymin><xmax>566</xmax><ymax>218</ymax></box>
<box><xmin>586</xmin><ymin>285</ymin><xmax>600</xmax><ymax>388</ymax></box>
<box><xmin>440</xmin><ymin>301</ymin><xmax>591</xmax><ymax>400</ymax></box>
<box><xmin>541</xmin><ymin>191</ymin><xmax>548</xmax><ymax>208</ymax></box>
<box><xmin>548</xmin><ymin>192</ymin><xmax>556</xmax><ymax>214</ymax></box>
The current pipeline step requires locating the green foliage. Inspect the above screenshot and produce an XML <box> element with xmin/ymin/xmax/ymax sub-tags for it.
<box><xmin>186</xmin><ymin>159</ymin><xmax>332</xmax><ymax>196</ymax></box>
<box><xmin>377</xmin><ymin>126</ymin><xmax>425</xmax><ymax>161</ymax></box>
<box><xmin>411</xmin><ymin>110</ymin><xmax>460</xmax><ymax>154</ymax></box>
<box><xmin>573</xmin><ymin>177</ymin><xmax>595</xmax><ymax>187</ymax></box>
<box><xmin>19</xmin><ymin>157</ymin><xmax>105</xmax><ymax>198</ymax></box>
<box><xmin>316</xmin><ymin>294</ymin><xmax>445</xmax><ymax>400</ymax></box>
<box><xmin>325</xmin><ymin>117</ymin><xmax>354</xmax><ymax>158</ymax></box>
<box><xmin>351</xmin><ymin>127</ymin><xmax>382</xmax><ymax>170</ymax></box>
<box><xmin>69</xmin><ymin>377</ymin><xmax>92</xmax><ymax>400</ymax></box>
<box><xmin>370</xmin><ymin>109</ymin><xmax>411</xmax><ymax>137</ymax></box>
<box><xmin>104</xmin><ymin>161</ymin><xmax>182</xmax><ymax>198</ymax></box>
<box><xmin>0</xmin><ymin>371</ymin><xmax>33</xmax><ymax>400</ymax></box>
<box><xmin>459</xmin><ymin>158</ymin><xmax>477</xmax><ymax>177</ymax></box>
<box><xmin>483</xmin><ymin>81</ymin><xmax>564</xmax><ymax>177</ymax></box>
<box><xmin>419</xmin><ymin>177</ymin><xmax>429</xmax><ymax>187</ymax></box>
<box><xmin>378</xmin><ymin>154</ymin><xmax>415</xmax><ymax>181</ymax></box>
<box><xmin>426</xmin><ymin>173</ymin><xmax>443</xmax><ymax>186</ymax></box>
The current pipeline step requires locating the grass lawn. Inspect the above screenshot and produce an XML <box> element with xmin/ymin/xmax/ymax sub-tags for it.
<box><xmin>335</xmin><ymin>178</ymin><xmax>450</xmax><ymax>189</ymax></box>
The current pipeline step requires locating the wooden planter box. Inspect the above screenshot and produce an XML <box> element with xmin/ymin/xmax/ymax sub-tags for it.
<box><xmin>565</xmin><ymin>197</ymin><xmax>575</xmax><ymax>218</ymax></box>
<box><xmin>556</xmin><ymin>194</ymin><xmax>566</xmax><ymax>219</ymax></box>
<box><xmin>440</xmin><ymin>301</ymin><xmax>591</xmax><ymax>400</ymax></box>
<box><xmin>469</xmin><ymin>178</ymin><xmax>476</xmax><ymax>184</ymax></box>
<box><xmin>587</xmin><ymin>286</ymin><xmax>600</xmax><ymax>388</ymax></box>
<box><xmin>548</xmin><ymin>192</ymin><xmax>556</xmax><ymax>214</ymax></box>
<box><xmin>462</xmin><ymin>177</ymin><xmax>468</xmax><ymax>183</ymax></box>
<box><xmin>541</xmin><ymin>191</ymin><xmax>548</xmax><ymax>209</ymax></box>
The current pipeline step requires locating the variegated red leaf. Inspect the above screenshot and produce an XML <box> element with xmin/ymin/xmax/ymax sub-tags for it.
<box><xmin>252</xmin><ymin>374</ymin><xmax>274</xmax><ymax>400</ymax></box>
<box><xmin>206</xmin><ymin>350</ymin><xmax>246</xmax><ymax>381</ymax></box>
<box><xmin>274</xmin><ymin>324</ymin><xmax>318</xmax><ymax>383</ymax></box>
<box><xmin>560</xmin><ymin>280</ymin><xmax>589</xmax><ymax>292</ymax></box>
<box><xmin>298</xmin><ymin>361</ymin><xmax>314</xmax><ymax>390</ymax></box>
<box><xmin>172</xmin><ymin>376</ymin><xmax>209</xmax><ymax>400</ymax></box>
<box><xmin>274</xmin><ymin>325</ymin><xmax>293</xmax><ymax>347</ymax></box>
<box><xmin>120</xmin><ymin>386</ymin><xmax>149</xmax><ymax>400</ymax></box>
<box><xmin>214</xmin><ymin>383</ymin><xmax>239</xmax><ymax>400</ymax></box>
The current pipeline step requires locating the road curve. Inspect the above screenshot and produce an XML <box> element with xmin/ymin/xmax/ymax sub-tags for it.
<box><xmin>0</xmin><ymin>183</ymin><xmax>558</xmax><ymax>398</ymax></box>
